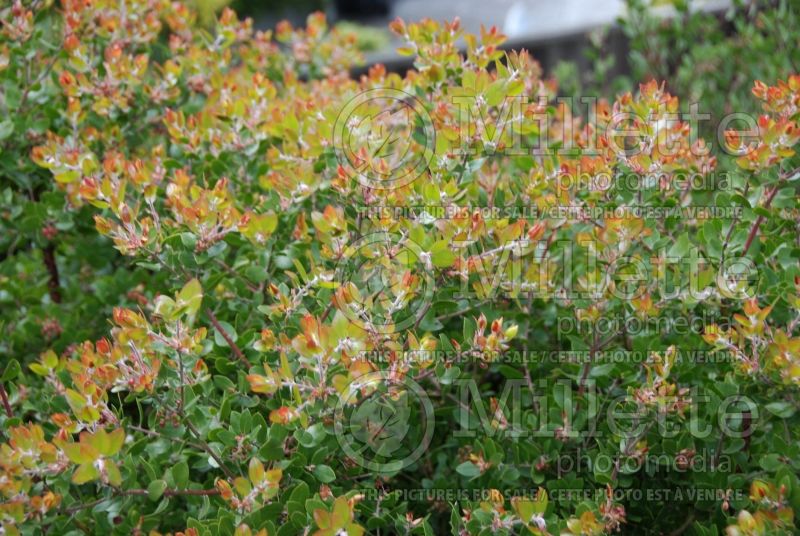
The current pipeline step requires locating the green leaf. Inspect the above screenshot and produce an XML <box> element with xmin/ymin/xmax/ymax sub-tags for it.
<box><xmin>213</xmin><ymin>321</ymin><xmax>238</xmax><ymax>348</ymax></box>
<box><xmin>2</xmin><ymin>359</ymin><xmax>20</xmax><ymax>382</ymax></box>
<box><xmin>177</xmin><ymin>278</ymin><xmax>203</xmax><ymax>318</ymax></box>
<box><xmin>753</xmin><ymin>207</ymin><xmax>772</xmax><ymax>218</ymax></box>
<box><xmin>430</xmin><ymin>240</ymin><xmax>457</xmax><ymax>268</ymax></box>
<box><xmin>485</xmin><ymin>79</ymin><xmax>506</xmax><ymax>107</ymax></box>
<box><xmin>455</xmin><ymin>461</ymin><xmax>481</xmax><ymax>478</ymax></box>
<box><xmin>106</xmin><ymin>462</ymin><xmax>122</xmax><ymax>487</ymax></box>
<box><xmin>313</xmin><ymin>464</ymin><xmax>336</xmax><ymax>483</ymax></box>
<box><xmin>759</xmin><ymin>454</ymin><xmax>783</xmax><ymax>472</ymax></box>
<box><xmin>173</xmin><ymin>461</ymin><xmax>190</xmax><ymax>489</ymax></box>
<box><xmin>148</xmin><ymin>479</ymin><xmax>168</xmax><ymax>501</ymax></box>
<box><xmin>668</xmin><ymin>233</ymin><xmax>691</xmax><ymax>260</ymax></box>
<box><xmin>765</xmin><ymin>401</ymin><xmax>796</xmax><ymax>419</ymax></box>
<box><xmin>0</xmin><ymin>120</ymin><xmax>14</xmax><ymax>141</ymax></box>
<box><xmin>72</xmin><ymin>463</ymin><xmax>99</xmax><ymax>484</ymax></box>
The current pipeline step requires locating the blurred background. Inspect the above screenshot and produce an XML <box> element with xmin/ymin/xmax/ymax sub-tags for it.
<box><xmin>210</xmin><ymin>0</ymin><xmax>732</xmax><ymax>78</ymax></box>
<box><xmin>190</xmin><ymin>0</ymin><xmax>798</xmax><ymax>138</ymax></box>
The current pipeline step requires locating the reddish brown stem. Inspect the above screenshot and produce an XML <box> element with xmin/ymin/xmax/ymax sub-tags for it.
<box><xmin>320</xmin><ymin>301</ymin><xmax>334</xmax><ymax>322</ymax></box>
<box><xmin>205</xmin><ymin>307</ymin><xmax>249</xmax><ymax>367</ymax></box>
<box><xmin>0</xmin><ymin>383</ymin><xmax>12</xmax><ymax>418</ymax></box>
<box><xmin>42</xmin><ymin>244</ymin><xmax>61</xmax><ymax>303</ymax></box>
<box><xmin>742</xmin><ymin>186</ymin><xmax>779</xmax><ymax>255</ymax></box>
<box><xmin>28</xmin><ymin>190</ymin><xmax>62</xmax><ymax>304</ymax></box>
<box><xmin>123</xmin><ymin>488</ymin><xmax>220</xmax><ymax>497</ymax></box>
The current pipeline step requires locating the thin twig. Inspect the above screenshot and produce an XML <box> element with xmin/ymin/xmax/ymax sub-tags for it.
<box><xmin>42</xmin><ymin>244</ymin><xmax>61</xmax><ymax>303</ymax></box>
<box><xmin>721</xmin><ymin>182</ymin><xmax>749</xmax><ymax>263</ymax></box>
<box><xmin>123</xmin><ymin>488</ymin><xmax>220</xmax><ymax>497</ymax></box>
<box><xmin>214</xmin><ymin>259</ymin><xmax>259</xmax><ymax>293</ymax></box>
<box><xmin>577</xmin><ymin>330</ymin><xmax>599</xmax><ymax>398</ymax></box>
<box><xmin>127</xmin><ymin>424</ymin><xmax>229</xmax><ymax>456</ymax></box>
<box><xmin>18</xmin><ymin>55</ymin><xmax>57</xmax><ymax>114</ymax></box>
<box><xmin>28</xmin><ymin>190</ymin><xmax>61</xmax><ymax>303</ymax></box>
<box><xmin>742</xmin><ymin>167</ymin><xmax>800</xmax><ymax>255</ymax></box>
<box><xmin>0</xmin><ymin>383</ymin><xmax>12</xmax><ymax>418</ymax></box>
<box><xmin>412</xmin><ymin>301</ymin><xmax>432</xmax><ymax>331</ymax></box>
<box><xmin>65</xmin><ymin>488</ymin><xmax>219</xmax><ymax>514</ymax></box>
<box><xmin>667</xmin><ymin>513</ymin><xmax>696</xmax><ymax>536</ymax></box>
<box><xmin>742</xmin><ymin>185</ymin><xmax>779</xmax><ymax>255</ymax></box>
<box><xmin>436</xmin><ymin>300</ymin><xmax>489</xmax><ymax>323</ymax></box>
<box><xmin>183</xmin><ymin>418</ymin><xmax>236</xmax><ymax>479</ymax></box>
<box><xmin>320</xmin><ymin>300</ymin><xmax>335</xmax><ymax>322</ymax></box>
<box><xmin>611</xmin><ymin>421</ymin><xmax>654</xmax><ymax>481</ymax></box>
<box><xmin>205</xmin><ymin>307</ymin><xmax>249</xmax><ymax>367</ymax></box>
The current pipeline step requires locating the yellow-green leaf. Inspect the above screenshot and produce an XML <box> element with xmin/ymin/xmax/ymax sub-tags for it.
<box><xmin>72</xmin><ymin>463</ymin><xmax>99</xmax><ymax>484</ymax></box>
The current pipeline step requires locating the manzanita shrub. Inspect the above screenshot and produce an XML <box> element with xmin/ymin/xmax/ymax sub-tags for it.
<box><xmin>1</xmin><ymin>1</ymin><xmax>800</xmax><ymax>535</ymax></box>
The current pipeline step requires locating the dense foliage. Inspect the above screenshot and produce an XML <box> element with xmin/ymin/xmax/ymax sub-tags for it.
<box><xmin>1</xmin><ymin>1</ymin><xmax>799</xmax><ymax>535</ymax></box>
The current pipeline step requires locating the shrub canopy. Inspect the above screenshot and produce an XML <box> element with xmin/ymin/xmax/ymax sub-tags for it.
<box><xmin>1</xmin><ymin>1</ymin><xmax>800</xmax><ymax>535</ymax></box>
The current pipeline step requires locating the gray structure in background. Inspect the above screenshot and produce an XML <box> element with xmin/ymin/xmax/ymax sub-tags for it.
<box><xmin>354</xmin><ymin>0</ymin><xmax>731</xmax><ymax>76</ymax></box>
